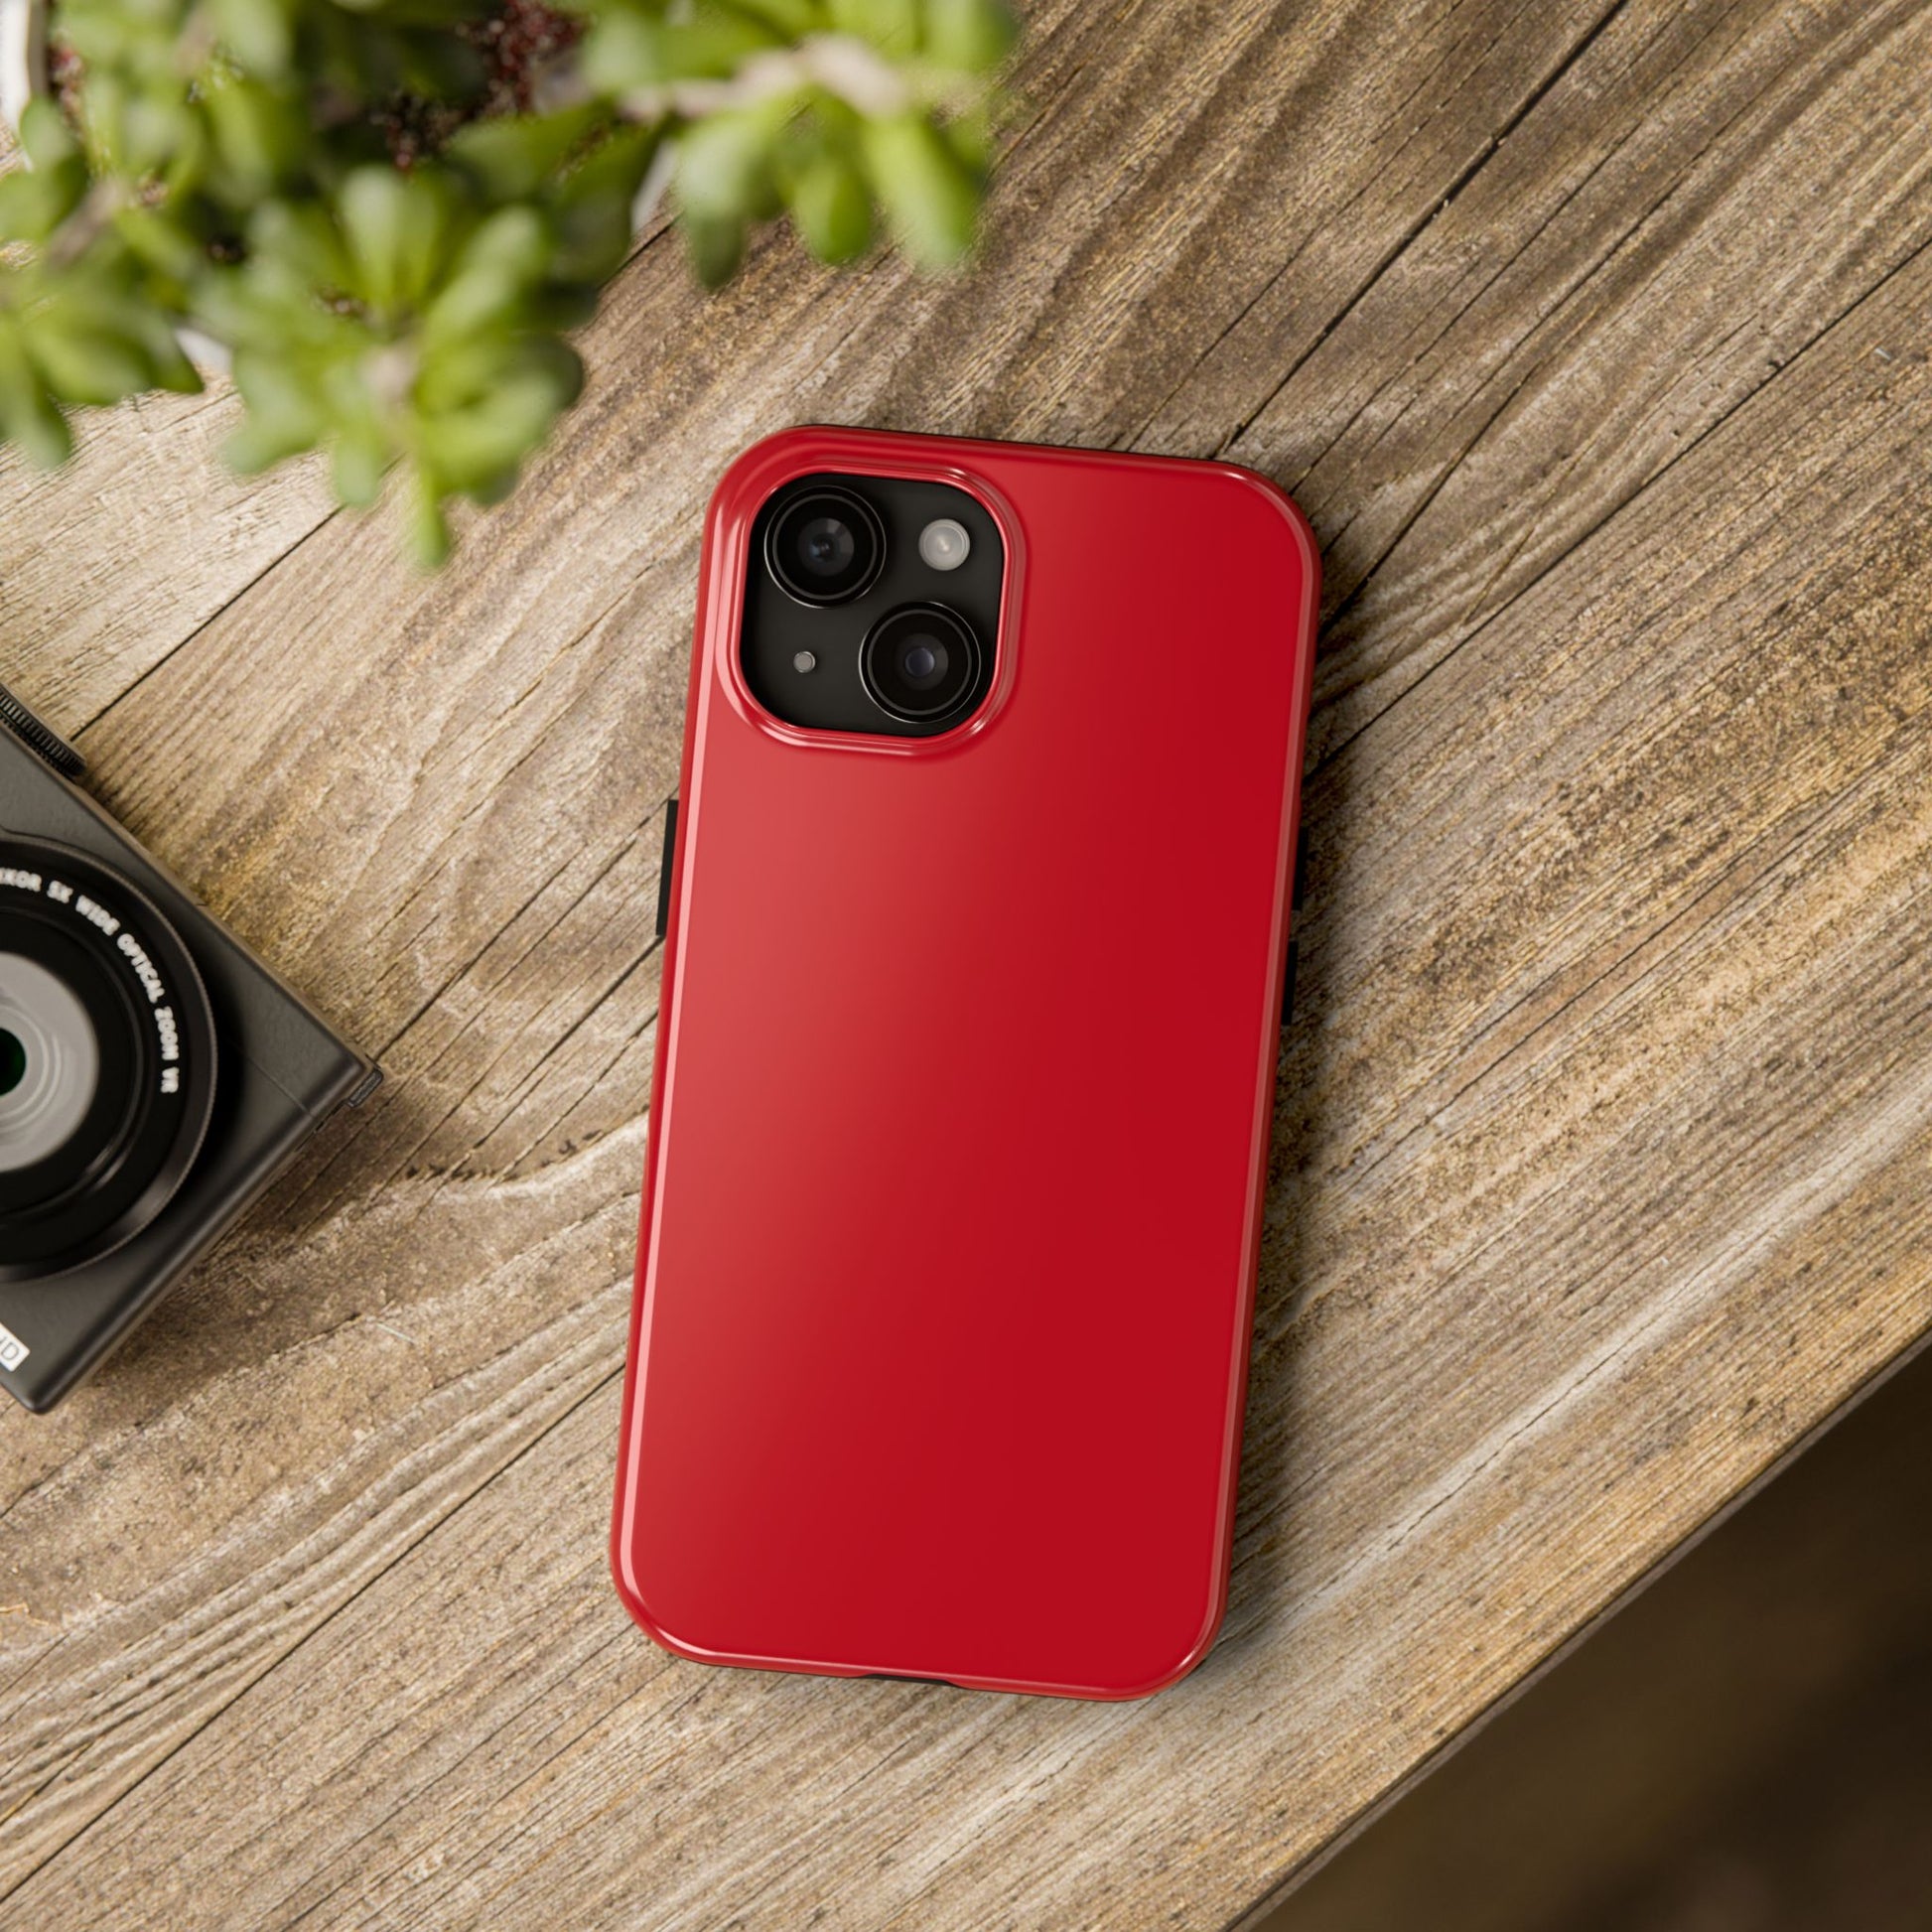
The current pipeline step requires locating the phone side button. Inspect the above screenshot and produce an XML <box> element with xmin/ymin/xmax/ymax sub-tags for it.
<box><xmin>655</xmin><ymin>798</ymin><xmax>679</xmax><ymax>942</ymax></box>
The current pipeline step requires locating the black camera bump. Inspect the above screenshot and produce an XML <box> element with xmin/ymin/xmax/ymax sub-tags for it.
<box><xmin>741</xmin><ymin>472</ymin><xmax>1006</xmax><ymax>741</ymax></box>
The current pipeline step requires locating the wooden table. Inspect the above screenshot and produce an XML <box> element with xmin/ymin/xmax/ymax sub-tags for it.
<box><xmin>4</xmin><ymin>2</ymin><xmax>1930</xmax><ymax>1925</ymax></box>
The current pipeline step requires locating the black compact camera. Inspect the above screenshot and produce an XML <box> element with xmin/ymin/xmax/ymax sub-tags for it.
<box><xmin>0</xmin><ymin>681</ymin><xmax>377</xmax><ymax>1412</ymax></box>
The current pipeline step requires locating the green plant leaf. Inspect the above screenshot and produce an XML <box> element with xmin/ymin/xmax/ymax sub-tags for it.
<box><xmin>422</xmin><ymin>207</ymin><xmax>554</xmax><ymax>344</ymax></box>
<box><xmin>682</xmin><ymin>208</ymin><xmax>745</xmax><ymax>287</ymax></box>
<box><xmin>581</xmin><ymin>10</ymin><xmax>778</xmax><ymax>92</ymax></box>
<box><xmin>391</xmin><ymin>26</ymin><xmax>490</xmax><ymax>101</ymax></box>
<box><xmin>228</xmin><ymin>348</ymin><xmax>331</xmax><ymax>455</ymax></box>
<box><xmin>676</xmin><ymin>106</ymin><xmax>787</xmax><ymax>221</ymax></box>
<box><xmin>722</xmin><ymin>0</ymin><xmax>818</xmax><ymax>38</ymax></box>
<box><xmin>14</xmin><ymin>0</ymin><xmax>1017</xmax><ymax>563</ymax></box>
<box><xmin>922</xmin><ymin>0</ymin><xmax>1016</xmax><ymax>72</ymax></box>
<box><xmin>577</xmin><ymin>11</ymin><xmax>660</xmax><ymax>95</ymax></box>
<box><xmin>828</xmin><ymin>0</ymin><xmax>918</xmax><ymax>56</ymax></box>
<box><xmin>861</xmin><ymin>113</ymin><xmax>980</xmax><ymax>267</ymax></box>
<box><xmin>205</xmin><ymin>78</ymin><xmax>303</xmax><ymax>195</ymax></box>
<box><xmin>332</xmin><ymin>421</ymin><xmax>392</xmax><ymax>506</ymax></box>
<box><xmin>338</xmin><ymin>167</ymin><xmax>459</xmax><ymax>317</ymax></box>
<box><xmin>210</xmin><ymin>0</ymin><xmax>296</xmax><ymax>74</ymax></box>
<box><xmin>129</xmin><ymin>309</ymin><xmax>204</xmax><ymax>393</ymax></box>
<box><xmin>247</xmin><ymin>202</ymin><xmax>355</xmax><ymax>294</ymax></box>
<box><xmin>448</xmin><ymin>105</ymin><xmax>610</xmax><ymax>200</ymax></box>
<box><xmin>17</xmin><ymin>98</ymin><xmax>79</xmax><ymax>171</ymax></box>
<box><xmin>787</xmin><ymin>149</ymin><xmax>872</xmax><ymax>263</ymax></box>
<box><xmin>408</xmin><ymin>474</ymin><xmax>452</xmax><ymax>569</ymax></box>
<box><xmin>22</xmin><ymin>321</ymin><xmax>152</xmax><ymax>408</ymax></box>
<box><xmin>222</xmin><ymin>412</ymin><xmax>312</xmax><ymax>472</ymax></box>
<box><xmin>0</xmin><ymin>164</ymin><xmax>86</xmax><ymax>244</ymax></box>
<box><xmin>0</xmin><ymin>324</ymin><xmax>72</xmax><ymax>468</ymax></box>
<box><xmin>548</xmin><ymin>122</ymin><xmax>660</xmax><ymax>283</ymax></box>
<box><xmin>112</xmin><ymin>206</ymin><xmax>206</xmax><ymax>283</ymax></box>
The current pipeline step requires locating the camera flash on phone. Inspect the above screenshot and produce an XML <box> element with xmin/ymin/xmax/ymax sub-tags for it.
<box><xmin>793</xmin><ymin>650</ymin><xmax>817</xmax><ymax>673</ymax></box>
<box><xmin>918</xmin><ymin>518</ymin><xmax>971</xmax><ymax>571</ymax></box>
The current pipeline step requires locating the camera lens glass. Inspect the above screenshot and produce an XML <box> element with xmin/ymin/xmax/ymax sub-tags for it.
<box><xmin>0</xmin><ymin>837</ymin><xmax>216</xmax><ymax>1283</ymax></box>
<box><xmin>0</xmin><ymin>1027</ymin><xmax>24</xmax><ymax>1095</ymax></box>
<box><xmin>0</xmin><ymin>955</ymin><xmax>100</xmax><ymax>1173</ymax></box>
<box><xmin>861</xmin><ymin>605</ymin><xmax>983</xmax><ymax>724</ymax></box>
<box><xmin>765</xmin><ymin>485</ymin><xmax>886</xmax><ymax>605</ymax></box>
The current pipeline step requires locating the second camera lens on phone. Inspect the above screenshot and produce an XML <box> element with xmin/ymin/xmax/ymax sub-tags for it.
<box><xmin>766</xmin><ymin>486</ymin><xmax>886</xmax><ymax>605</ymax></box>
<box><xmin>861</xmin><ymin>605</ymin><xmax>983</xmax><ymax>724</ymax></box>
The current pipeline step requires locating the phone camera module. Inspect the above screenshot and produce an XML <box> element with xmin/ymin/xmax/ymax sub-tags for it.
<box><xmin>765</xmin><ymin>486</ymin><xmax>886</xmax><ymax>605</ymax></box>
<box><xmin>861</xmin><ymin>605</ymin><xmax>982</xmax><ymax>725</ymax></box>
<box><xmin>741</xmin><ymin>472</ymin><xmax>1002</xmax><ymax>739</ymax></box>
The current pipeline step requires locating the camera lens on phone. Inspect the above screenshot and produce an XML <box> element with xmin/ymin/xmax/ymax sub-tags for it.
<box><xmin>765</xmin><ymin>485</ymin><xmax>887</xmax><ymax>605</ymax></box>
<box><xmin>861</xmin><ymin>605</ymin><xmax>983</xmax><ymax>724</ymax></box>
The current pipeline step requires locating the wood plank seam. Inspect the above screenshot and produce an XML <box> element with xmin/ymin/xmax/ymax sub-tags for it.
<box><xmin>1119</xmin><ymin>0</ymin><xmax>1602</xmax><ymax>457</ymax></box>
<box><xmin>1424</xmin><ymin>0</ymin><xmax>1913</xmax><ymax>623</ymax></box>
<box><xmin>0</xmin><ymin>1159</ymin><xmax>646</xmax><ymax>1847</ymax></box>
<box><xmin>1276</xmin><ymin>0</ymin><xmax>1759</xmax><ymax>541</ymax></box>
<box><xmin>1318</xmin><ymin>1043</ymin><xmax>1932</xmax><ymax>1597</ymax></box>
<box><xmin>1321</xmin><ymin>645</ymin><xmax>1927</xmax><ymax>1209</ymax></box>
<box><xmin>73</xmin><ymin>503</ymin><xmax>345</xmax><ymax>739</ymax></box>
<box><xmin>1306</xmin><ymin>213</ymin><xmax>1932</xmax><ymax>776</ymax></box>
<box><xmin>283</xmin><ymin>811</ymin><xmax>664</xmax><ymax>1218</ymax></box>
<box><xmin>1173</xmin><ymin>0</ymin><xmax>1639</xmax><ymax>461</ymax></box>
<box><xmin>264</xmin><ymin>1599</ymin><xmax>663</xmax><ymax>1928</ymax></box>
<box><xmin>1283</xmin><ymin>0</ymin><xmax>1932</xmax><ymax>764</ymax></box>
<box><xmin>1300</xmin><ymin>0</ymin><xmax>1819</xmax><ymax>601</ymax></box>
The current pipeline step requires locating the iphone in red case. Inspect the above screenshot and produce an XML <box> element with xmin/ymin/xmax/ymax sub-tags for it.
<box><xmin>613</xmin><ymin>426</ymin><xmax>1318</xmax><ymax>1698</ymax></box>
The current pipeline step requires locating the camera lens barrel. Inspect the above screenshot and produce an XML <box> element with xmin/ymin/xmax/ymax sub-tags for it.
<box><xmin>0</xmin><ymin>837</ymin><xmax>217</xmax><ymax>1282</ymax></box>
<box><xmin>860</xmin><ymin>604</ymin><xmax>984</xmax><ymax>724</ymax></box>
<box><xmin>0</xmin><ymin>954</ymin><xmax>100</xmax><ymax>1171</ymax></box>
<box><xmin>764</xmin><ymin>486</ymin><xmax>888</xmax><ymax>605</ymax></box>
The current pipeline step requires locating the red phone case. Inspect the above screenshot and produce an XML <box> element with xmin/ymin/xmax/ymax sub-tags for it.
<box><xmin>613</xmin><ymin>426</ymin><xmax>1318</xmax><ymax>1698</ymax></box>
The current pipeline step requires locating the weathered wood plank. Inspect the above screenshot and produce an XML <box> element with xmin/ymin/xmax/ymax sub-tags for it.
<box><xmin>2</xmin><ymin>0</ymin><xmax>1930</xmax><ymax>1925</ymax></box>
<box><xmin>0</xmin><ymin>133</ymin><xmax>336</xmax><ymax>733</ymax></box>
<box><xmin>1224</xmin><ymin>0</ymin><xmax>1932</xmax><ymax>763</ymax></box>
<box><xmin>0</xmin><ymin>387</ymin><xmax>337</xmax><ymax>734</ymax></box>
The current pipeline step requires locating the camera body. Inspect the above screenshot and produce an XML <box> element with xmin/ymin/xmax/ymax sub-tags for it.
<box><xmin>0</xmin><ymin>685</ymin><xmax>376</xmax><ymax>1413</ymax></box>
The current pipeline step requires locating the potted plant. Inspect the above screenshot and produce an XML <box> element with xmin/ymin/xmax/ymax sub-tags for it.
<box><xmin>0</xmin><ymin>0</ymin><xmax>1016</xmax><ymax>560</ymax></box>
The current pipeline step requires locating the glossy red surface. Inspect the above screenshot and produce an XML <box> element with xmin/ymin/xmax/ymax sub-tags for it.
<box><xmin>613</xmin><ymin>427</ymin><xmax>1319</xmax><ymax>1698</ymax></box>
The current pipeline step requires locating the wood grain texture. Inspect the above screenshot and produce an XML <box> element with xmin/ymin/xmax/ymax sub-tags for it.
<box><xmin>2</xmin><ymin>0</ymin><xmax>1930</xmax><ymax>1925</ymax></box>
